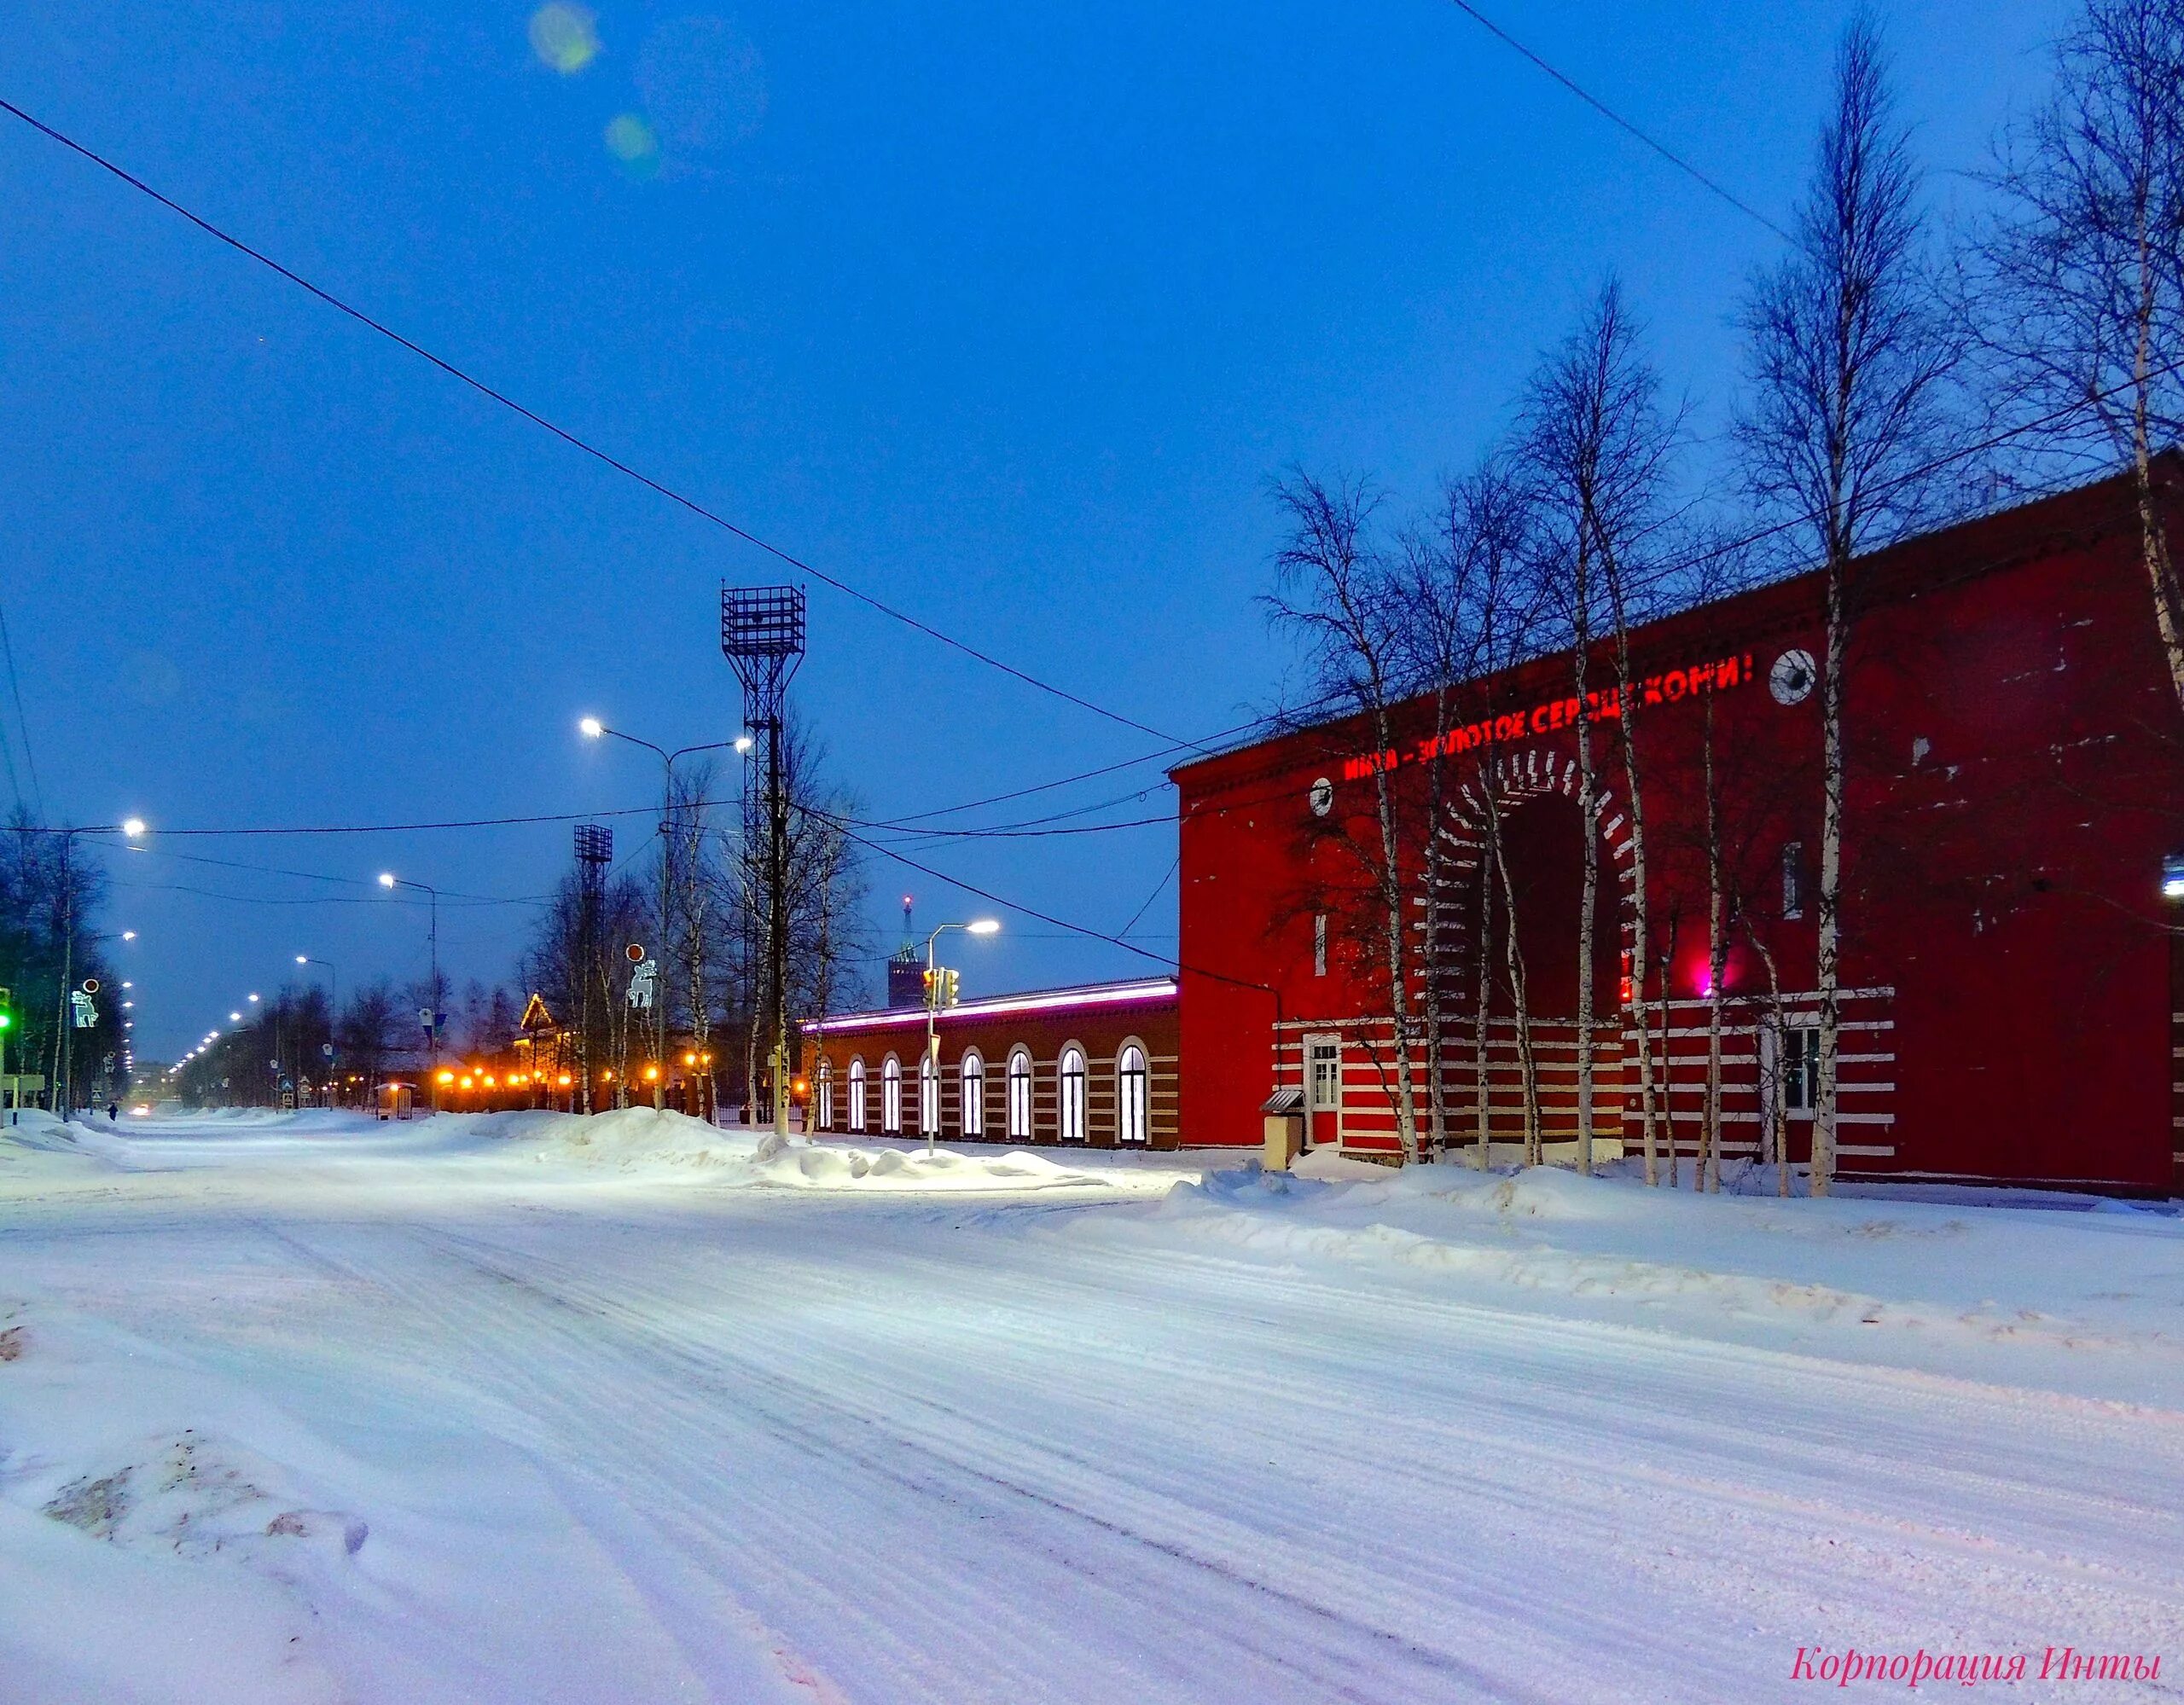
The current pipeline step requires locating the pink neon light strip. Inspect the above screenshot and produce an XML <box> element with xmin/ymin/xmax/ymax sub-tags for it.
<box><xmin>804</xmin><ymin>978</ymin><xmax>1177</xmax><ymax>1035</ymax></box>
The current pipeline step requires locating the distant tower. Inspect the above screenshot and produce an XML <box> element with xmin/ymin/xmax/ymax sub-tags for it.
<box><xmin>887</xmin><ymin>893</ymin><xmax>923</xmax><ymax>1009</ymax></box>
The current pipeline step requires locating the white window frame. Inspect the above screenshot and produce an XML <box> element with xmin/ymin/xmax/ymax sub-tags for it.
<box><xmin>961</xmin><ymin>1049</ymin><xmax>985</xmax><ymax>1138</ymax></box>
<box><xmin>919</xmin><ymin>1051</ymin><xmax>941</xmax><ymax>1136</ymax></box>
<box><xmin>881</xmin><ymin>1054</ymin><xmax>903</xmax><ymax>1134</ymax></box>
<box><xmin>1758</xmin><ymin>1016</ymin><xmax>1821</xmax><ymax>1123</ymax></box>
<box><xmin>1007</xmin><ymin>1047</ymin><xmax>1034</xmax><ymax>1140</ymax></box>
<box><xmin>1305</xmin><ymin>1034</ymin><xmax>1342</xmax><ymax>1147</ymax></box>
<box><xmin>1058</xmin><ymin>1044</ymin><xmax>1088</xmax><ymax>1145</ymax></box>
<box><xmin>848</xmin><ymin>1057</ymin><xmax>867</xmax><ymax>1134</ymax></box>
<box><xmin>817</xmin><ymin>1059</ymin><xmax>834</xmax><ymax>1132</ymax></box>
<box><xmin>1116</xmin><ymin>1040</ymin><xmax>1149</xmax><ymax>1146</ymax></box>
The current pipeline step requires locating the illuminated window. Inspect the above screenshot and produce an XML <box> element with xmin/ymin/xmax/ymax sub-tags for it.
<box><xmin>882</xmin><ymin>1054</ymin><xmax>903</xmax><ymax>1134</ymax></box>
<box><xmin>961</xmin><ymin>1049</ymin><xmax>985</xmax><ymax>1138</ymax></box>
<box><xmin>848</xmin><ymin>1057</ymin><xmax>867</xmax><ymax>1133</ymax></box>
<box><xmin>1117</xmin><ymin>1042</ymin><xmax>1148</xmax><ymax>1146</ymax></box>
<box><xmin>1058</xmin><ymin>1045</ymin><xmax>1087</xmax><ymax>1144</ymax></box>
<box><xmin>919</xmin><ymin>1052</ymin><xmax>940</xmax><ymax>1136</ymax></box>
<box><xmin>816</xmin><ymin>1059</ymin><xmax>834</xmax><ymax>1131</ymax></box>
<box><xmin>1007</xmin><ymin>1047</ymin><xmax>1033</xmax><ymax>1140</ymax></box>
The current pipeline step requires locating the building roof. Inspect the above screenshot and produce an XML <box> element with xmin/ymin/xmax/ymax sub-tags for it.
<box><xmin>1168</xmin><ymin>460</ymin><xmax>2169</xmax><ymax>795</ymax></box>
<box><xmin>802</xmin><ymin>977</ymin><xmax>1178</xmax><ymax>1036</ymax></box>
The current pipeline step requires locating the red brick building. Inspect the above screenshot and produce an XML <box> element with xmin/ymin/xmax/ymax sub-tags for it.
<box><xmin>802</xmin><ymin>978</ymin><xmax>1181</xmax><ymax>1149</ymax></box>
<box><xmin>1171</xmin><ymin>468</ymin><xmax>2184</xmax><ymax>1193</ymax></box>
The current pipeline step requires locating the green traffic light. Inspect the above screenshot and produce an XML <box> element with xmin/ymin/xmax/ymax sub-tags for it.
<box><xmin>0</xmin><ymin>1011</ymin><xmax>13</xmax><ymax>1030</ymax></box>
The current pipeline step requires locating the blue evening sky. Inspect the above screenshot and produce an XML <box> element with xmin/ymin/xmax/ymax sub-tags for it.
<box><xmin>1</xmin><ymin>0</ymin><xmax>2069</xmax><ymax>1059</ymax></box>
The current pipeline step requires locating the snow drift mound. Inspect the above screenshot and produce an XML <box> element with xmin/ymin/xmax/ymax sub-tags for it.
<box><xmin>0</xmin><ymin>1109</ymin><xmax>82</xmax><ymax>1157</ymax></box>
<box><xmin>477</xmin><ymin>1106</ymin><xmax>1118</xmax><ymax>1190</ymax></box>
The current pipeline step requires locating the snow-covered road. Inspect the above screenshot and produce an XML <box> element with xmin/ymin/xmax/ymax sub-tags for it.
<box><xmin>3</xmin><ymin>1109</ymin><xmax>2180</xmax><ymax>1702</ymax></box>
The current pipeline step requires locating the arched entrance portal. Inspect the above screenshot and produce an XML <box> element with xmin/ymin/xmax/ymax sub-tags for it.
<box><xmin>1435</xmin><ymin>745</ymin><xmax>1635</xmax><ymax>1161</ymax></box>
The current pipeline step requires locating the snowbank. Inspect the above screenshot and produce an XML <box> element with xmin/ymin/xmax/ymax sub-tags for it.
<box><xmin>475</xmin><ymin>1105</ymin><xmax>1130</xmax><ymax>1191</ymax></box>
<box><xmin>1072</xmin><ymin>1159</ymin><xmax>2184</xmax><ymax>1405</ymax></box>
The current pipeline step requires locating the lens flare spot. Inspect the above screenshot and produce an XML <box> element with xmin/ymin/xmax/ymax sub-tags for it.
<box><xmin>604</xmin><ymin>112</ymin><xmax>662</xmax><ymax>177</ymax></box>
<box><xmin>529</xmin><ymin>3</ymin><xmax>600</xmax><ymax>75</ymax></box>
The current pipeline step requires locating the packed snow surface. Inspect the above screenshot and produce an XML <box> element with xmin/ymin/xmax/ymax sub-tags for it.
<box><xmin>2</xmin><ymin>1109</ymin><xmax>2181</xmax><ymax>1702</ymax></box>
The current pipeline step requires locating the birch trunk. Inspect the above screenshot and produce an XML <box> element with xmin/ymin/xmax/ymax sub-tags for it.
<box><xmin>1473</xmin><ymin>846</ymin><xmax>1495</xmax><ymax>1169</ymax></box>
<box><xmin>1704</xmin><ymin>694</ymin><xmax>1727</xmax><ymax>1193</ymax></box>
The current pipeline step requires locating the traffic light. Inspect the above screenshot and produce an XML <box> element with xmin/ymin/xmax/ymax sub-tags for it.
<box><xmin>0</xmin><ymin>986</ymin><xmax>12</xmax><ymax>1032</ymax></box>
<box><xmin>921</xmin><ymin>966</ymin><xmax>937</xmax><ymax>1005</ymax></box>
<box><xmin>939</xmin><ymin>968</ymin><xmax>961</xmax><ymax>1008</ymax></box>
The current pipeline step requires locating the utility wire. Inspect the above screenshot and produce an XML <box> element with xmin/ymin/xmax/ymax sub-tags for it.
<box><xmin>0</xmin><ymin>96</ymin><xmax>1200</xmax><ymax>753</ymax></box>
<box><xmin>1440</xmin><ymin>0</ymin><xmax>1791</xmax><ymax>242</ymax></box>
<box><xmin>0</xmin><ymin>593</ymin><xmax>40</xmax><ymax>816</ymax></box>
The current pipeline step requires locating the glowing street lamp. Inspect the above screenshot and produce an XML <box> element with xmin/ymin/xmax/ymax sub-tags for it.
<box><xmin>921</xmin><ymin>919</ymin><xmax>1001</xmax><ymax>1156</ymax></box>
<box><xmin>579</xmin><ymin>716</ymin><xmax>754</xmax><ymax>1110</ymax></box>
<box><xmin>121</xmin><ymin>817</ymin><xmax>147</xmax><ymax>839</ymax></box>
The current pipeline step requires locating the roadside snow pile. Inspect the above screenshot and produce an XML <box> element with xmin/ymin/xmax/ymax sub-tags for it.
<box><xmin>0</xmin><ymin>1306</ymin><xmax>369</xmax><ymax>1702</ymax></box>
<box><xmin>1072</xmin><ymin>1159</ymin><xmax>2184</xmax><ymax>1403</ymax></box>
<box><xmin>0</xmin><ymin>1110</ymin><xmax>84</xmax><ymax>1158</ymax></box>
<box><xmin>483</xmin><ymin>1106</ymin><xmax>1121</xmax><ymax>1190</ymax></box>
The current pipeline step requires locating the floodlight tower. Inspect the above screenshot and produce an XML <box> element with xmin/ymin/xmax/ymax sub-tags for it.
<box><xmin>573</xmin><ymin>823</ymin><xmax>613</xmax><ymax>1114</ymax></box>
<box><xmin>721</xmin><ymin>585</ymin><xmax>806</xmax><ymax>1139</ymax></box>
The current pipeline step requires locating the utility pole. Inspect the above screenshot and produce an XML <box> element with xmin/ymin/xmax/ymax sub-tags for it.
<box><xmin>722</xmin><ymin>586</ymin><xmax>805</xmax><ymax>1140</ymax></box>
<box><xmin>574</xmin><ymin>824</ymin><xmax>612</xmax><ymax>1115</ymax></box>
<box><xmin>378</xmin><ymin>872</ymin><xmax>440</xmax><ymax>1108</ymax></box>
<box><xmin>920</xmin><ymin>919</ymin><xmax>1000</xmax><ymax>1156</ymax></box>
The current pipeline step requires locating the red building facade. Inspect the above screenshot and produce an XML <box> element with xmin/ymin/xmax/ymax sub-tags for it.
<box><xmin>802</xmin><ymin>979</ymin><xmax>1181</xmax><ymax>1149</ymax></box>
<box><xmin>1171</xmin><ymin>470</ymin><xmax>2184</xmax><ymax>1193</ymax></box>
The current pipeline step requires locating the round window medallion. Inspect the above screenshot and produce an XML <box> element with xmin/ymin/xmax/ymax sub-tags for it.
<box><xmin>1308</xmin><ymin>777</ymin><xmax>1334</xmax><ymax>817</ymax></box>
<box><xmin>1769</xmin><ymin>649</ymin><xmax>1817</xmax><ymax>706</ymax></box>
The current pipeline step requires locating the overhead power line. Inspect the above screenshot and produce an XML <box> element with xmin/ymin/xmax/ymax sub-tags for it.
<box><xmin>0</xmin><ymin>96</ymin><xmax>1200</xmax><ymax>754</ymax></box>
<box><xmin>1439</xmin><ymin>0</ymin><xmax>1792</xmax><ymax>242</ymax></box>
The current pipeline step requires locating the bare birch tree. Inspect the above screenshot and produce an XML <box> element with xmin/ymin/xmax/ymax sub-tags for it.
<box><xmin>1267</xmin><ymin>471</ymin><xmax>1424</xmax><ymax>1162</ymax></box>
<box><xmin>1977</xmin><ymin>0</ymin><xmax>2184</xmax><ymax>714</ymax></box>
<box><xmin>1734</xmin><ymin>15</ymin><xmax>1961</xmax><ymax>1196</ymax></box>
<box><xmin>1517</xmin><ymin>281</ymin><xmax>1685</xmax><ymax>1174</ymax></box>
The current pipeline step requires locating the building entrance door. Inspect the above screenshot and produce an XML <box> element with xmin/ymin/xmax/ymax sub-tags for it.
<box><xmin>1305</xmin><ymin>1035</ymin><xmax>1341</xmax><ymax>1149</ymax></box>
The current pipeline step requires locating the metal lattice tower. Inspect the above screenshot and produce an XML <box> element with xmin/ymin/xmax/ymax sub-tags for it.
<box><xmin>723</xmin><ymin>585</ymin><xmax>806</xmax><ymax>1138</ymax></box>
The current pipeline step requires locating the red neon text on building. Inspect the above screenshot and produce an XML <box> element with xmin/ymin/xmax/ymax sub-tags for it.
<box><xmin>1341</xmin><ymin>653</ymin><xmax>1756</xmax><ymax>784</ymax></box>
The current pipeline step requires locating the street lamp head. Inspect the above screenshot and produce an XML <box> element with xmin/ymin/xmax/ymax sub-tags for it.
<box><xmin>967</xmin><ymin>919</ymin><xmax>1002</xmax><ymax>937</ymax></box>
<box><xmin>378</xmin><ymin>872</ymin><xmax>396</xmax><ymax>889</ymax></box>
<box><xmin>579</xmin><ymin>716</ymin><xmax>604</xmax><ymax>739</ymax></box>
<box><xmin>121</xmin><ymin>817</ymin><xmax>147</xmax><ymax>839</ymax></box>
<box><xmin>121</xmin><ymin>931</ymin><xmax>136</xmax><ymax>942</ymax></box>
<box><xmin>734</xmin><ymin>733</ymin><xmax>756</xmax><ymax>753</ymax></box>
<box><xmin>247</xmin><ymin>993</ymin><xmax>259</xmax><ymax>1003</ymax></box>
<box><xmin>229</xmin><ymin>1012</ymin><xmax>241</xmax><ymax>1023</ymax></box>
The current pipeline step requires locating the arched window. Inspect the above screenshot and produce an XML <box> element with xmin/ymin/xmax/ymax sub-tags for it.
<box><xmin>848</xmin><ymin>1057</ymin><xmax>867</xmax><ymax>1134</ymax></box>
<box><xmin>1117</xmin><ymin>1042</ymin><xmax>1149</xmax><ymax>1146</ymax></box>
<box><xmin>881</xmin><ymin>1054</ymin><xmax>903</xmax><ymax>1134</ymax></box>
<box><xmin>919</xmin><ymin>1052</ymin><xmax>940</xmax><ymax>1136</ymax></box>
<box><xmin>1058</xmin><ymin>1045</ymin><xmax>1087</xmax><ymax>1144</ymax></box>
<box><xmin>1007</xmin><ymin>1047</ymin><xmax>1034</xmax><ymax>1140</ymax></box>
<box><xmin>817</xmin><ymin>1059</ymin><xmax>834</xmax><ymax>1132</ymax></box>
<box><xmin>960</xmin><ymin>1049</ymin><xmax>985</xmax><ymax>1138</ymax></box>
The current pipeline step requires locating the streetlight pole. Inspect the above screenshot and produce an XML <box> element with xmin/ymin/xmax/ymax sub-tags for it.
<box><xmin>579</xmin><ymin>719</ymin><xmax>747</xmax><ymax>1114</ymax></box>
<box><xmin>296</xmin><ymin>956</ymin><xmax>338</xmax><ymax>1105</ymax></box>
<box><xmin>378</xmin><ymin>873</ymin><xmax>439</xmax><ymax>1107</ymax></box>
<box><xmin>921</xmin><ymin>919</ymin><xmax>1001</xmax><ymax>1157</ymax></box>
